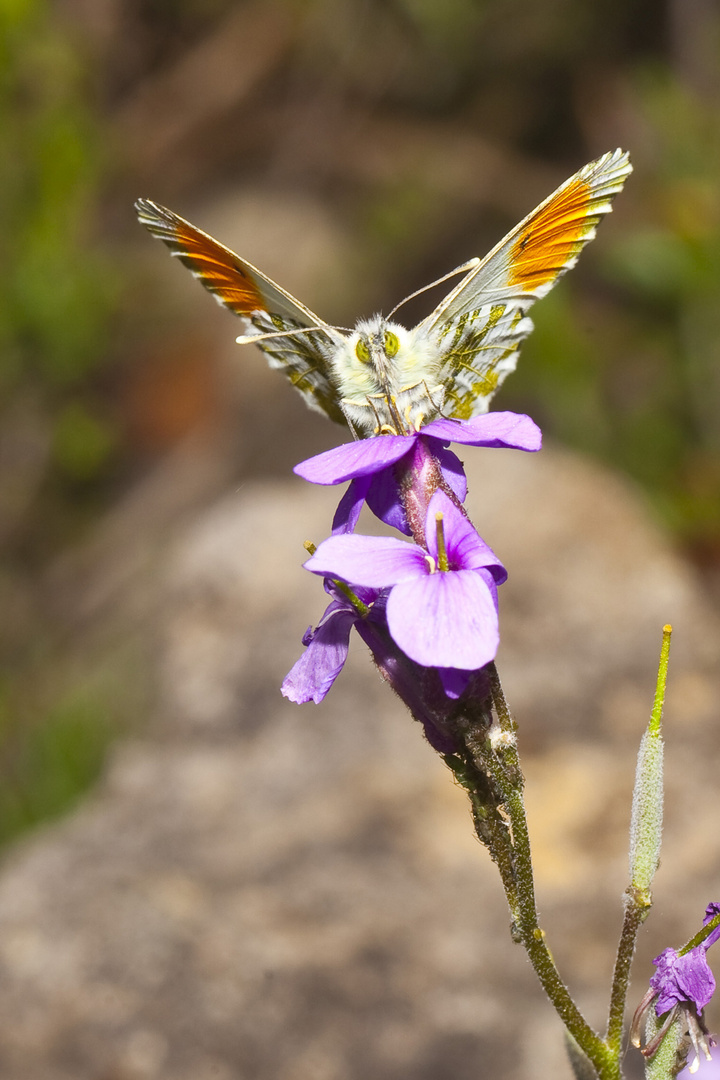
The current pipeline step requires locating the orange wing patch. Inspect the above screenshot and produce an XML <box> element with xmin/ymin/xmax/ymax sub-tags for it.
<box><xmin>135</xmin><ymin>200</ymin><xmax>267</xmax><ymax>316</ymax></box>
<box><xmin>170</xmin><ymin>221</ymin><xmax>266</xmax><ymax>315</ymax></box>
<box><xmin>508</xmin><ymin>177</ymin><xmax>593</xmax><ymax>292</ymax></box>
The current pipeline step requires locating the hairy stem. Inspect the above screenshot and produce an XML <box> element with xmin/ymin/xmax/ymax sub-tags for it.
<box><xmin>607</xmin><ymin>889</ymin><xmax>649</xmax><ymax>1053</ymax></box>
<box><xmin>481</xmin><ymin>666</ymin><xmax>619</xmax><ymax>1078</ymax></box>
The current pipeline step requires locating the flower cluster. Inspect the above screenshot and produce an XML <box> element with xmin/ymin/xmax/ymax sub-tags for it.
<box><xmin>282</xmin><ymin>411</ymin><xmax>541</xmax><ymax>733</ymax></box>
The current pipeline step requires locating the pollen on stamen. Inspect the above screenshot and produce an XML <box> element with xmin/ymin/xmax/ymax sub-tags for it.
<box><xmin>424</xmin><ymin>553</ymin><xmax>437</xmax><ymax>574</ymax></box>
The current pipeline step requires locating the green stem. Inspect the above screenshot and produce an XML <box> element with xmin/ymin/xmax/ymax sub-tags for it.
<box><xmin>606</xmin><ymin>889</ymin><xmax>649</xmax><ymax>1054</ymax></box>
<box><xmin>444</xmin><ymin>751</ymin><xmax>521</xmax><ymax>926</ymax></box>
<box><xmin>682</xmin><ymin>909</ymin><xmax>720</xmax><ymax>954</ymax></box>
<box><xmin>482</xmin><ymin>666</ymin><xmax>618</xmax><ymax>1079</ymax></box>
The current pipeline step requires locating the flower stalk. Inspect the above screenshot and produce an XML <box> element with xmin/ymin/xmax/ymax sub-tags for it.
<box><xmin>284</xmin><ymin>406</ymin><xmax>699</xmax><ymax>1080</ymax></box>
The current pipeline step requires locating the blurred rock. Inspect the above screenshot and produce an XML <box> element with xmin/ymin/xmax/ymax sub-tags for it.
<box><xmin>0</xmin><ymin>443</ymin><xmax>718</xmax><ymax>1080</ymax></box>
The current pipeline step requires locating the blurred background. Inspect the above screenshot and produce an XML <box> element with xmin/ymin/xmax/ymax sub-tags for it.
<box><xmin>1</xmin><ymin>1</ymin><xmax>720</xmax><ymax>1077</ymax></box>
<box><xmin>3</xmin><ymin>0</ymin><xmax>720</xmax><ymax>844</ymax></box>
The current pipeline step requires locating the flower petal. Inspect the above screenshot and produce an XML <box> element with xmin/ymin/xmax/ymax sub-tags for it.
<box><xmin>425</xmin><ymin>490</ymin><xmax>506</xmax><ymax>582</ymax></box>
<box><xmin>422</xmin><ymin>411</ymin><xmax>542</xmax><ymax>451</ymax></box>
<box><xmin>434</xmin><ymin>445</ymin><xmax>468</xmax><ymax>503</ymax></box>
<box><xmin>332</xmin><ymin>476</ymin><xmax>370</xmax><ymax>534</ymax></box>
<box><xmin>306</xmin><ymin>534</ymin><xmax>429</xmax><ymax>588</ymax></box>
<box><xmin>386</xmin><ymin>569</ymin><xmax>499</xmax><ymax>668</ymax></box>
<box><xmin>438</xmin><ymin>667</ymin><xmax>472</xmax><ymax>700</ymax></box>
<box><xmin>281</xmin><ymin>607</ymin><xmax>357</xmax><ymax>703</ymax></box>
<box><xmin>366</xmin><ymin>468</ymin><xmax>410</xmax><ymax>535</ymax></box>
<box><xmin>675</xmin><ymin>951</ymin><xmax>716</xmax><ymax>1012</ymax></box>
<box><xmin>294</xmin><ymin>436</ymin><xmax>411</xmax><ymax>485</ymax></box>
<box><xmin>651</xmin><ymin>947</ymin><xmax>717</xmax><ymax>1015</ymax></box>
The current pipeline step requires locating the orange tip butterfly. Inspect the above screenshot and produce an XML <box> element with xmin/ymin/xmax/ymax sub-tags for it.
<box><xmin>136</xmin><ymin>148</ymin><xmax>631</xmax><ymax>437</ymax></box>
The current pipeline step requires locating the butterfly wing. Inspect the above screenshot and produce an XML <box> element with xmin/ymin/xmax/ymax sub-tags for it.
<box><xmin>411</xmin><ymin>149</ymin><xmax>632</xmax><ymax>420</ymax></box>
<box><xmin>135</xmin><ymin>199</ymin><xmax>347</xmax><ymax>424</ymax></box>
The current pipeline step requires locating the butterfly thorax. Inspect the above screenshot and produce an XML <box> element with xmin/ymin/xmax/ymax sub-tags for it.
<box><xmin>331</xmin><ymin>315</ymin><xmax>445</xmax><ymax>437</ymax></box>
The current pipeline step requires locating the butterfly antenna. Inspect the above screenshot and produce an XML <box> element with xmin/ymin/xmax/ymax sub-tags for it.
<box><xmin>386</xmin><ymin>258</ymin><xmax>480</xmax><ymax>320</ymax></box>
<box><xmin>236</xmin><ymin>325</ymin><xmax>351</xmax><ymax>346</ymax></box>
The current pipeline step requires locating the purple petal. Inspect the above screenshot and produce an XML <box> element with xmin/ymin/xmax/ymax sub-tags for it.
<box><xmin>386</xmin><ymin>569</ymin><xmax>499</xmax><ymax>668</ymax></box>
<box><xmin>306</xmin><ymin>534</ymin><xmax>429</xmax><ymax>588</ymax></box>
<box><xmin>434</xmin><ymin>445</ymin><xmax>468</xmax><ymax>503</ymax></box>
<box><xmin>294</xmin><ymin>435</ymin><xmax>411</xmax><ymax>485</ymax></box>
<box><xmin>678</xmin><ymin>953</ymin><xmax>716</xmax><ymax>1012</ymax></box>
<box><xmin>281</xmin><ymin>608</ymin><xmax>356</xmax><ymax>703</ymax></box>
<box><xmin>366</xmin><ymin>468</ymin><xmax>410</xmax><ymax>535</ymax></box>
<box><xmin>438</xmin><ymin>667</ymin><xmax>472</xmax><ymax>700</ymax></box>
<box><xmin>422</xmin><ymin>411</ymin><xmax>542</xmax><ymax>451</ymax></box>
<box><xmin>651</xmin><ymin>947</ymin><xmax>717</xmax><ymax>1014</ymax></box>
<box><xmin>651</xmin><ymin>949</ymin><xmax>684</xmax><ymax>1014</ymax></box>
<box><xmin>332</xmin><ymin>476</ymin><xmax>370</xmax><ymax>534</ymax></box>
<box><xmin>425</xmin><ymin>490</ymin><xmax>506</xmax><ymax>582</ymax></box>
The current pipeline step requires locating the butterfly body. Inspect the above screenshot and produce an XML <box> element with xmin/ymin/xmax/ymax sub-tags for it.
<box><xmin>136</xmin><ymin>148</ymin><xmax>631</xmax><ymax>437</ymax></box>
<box><xmin>331</xmin><ymin>316</ymin><xmax>444</xmax><ymax>434</ymax></box>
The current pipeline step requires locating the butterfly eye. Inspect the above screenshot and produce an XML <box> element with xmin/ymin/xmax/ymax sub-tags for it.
<box><xmin>384</xmin><ymin>331</ymin><xmax>400</xmax><ymax>357</ymax></box>
<box><xmin>355</xmin><ymin>338</ymin><xmax>371</xmax><ymax>363</ymax></box>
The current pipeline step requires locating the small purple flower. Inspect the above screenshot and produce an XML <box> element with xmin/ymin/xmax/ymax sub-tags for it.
<box><xmin>633</xmin><ymin>902</ymin><xmax>720</xmax><ymax>1068</ymax></box>
<box><xmin>650</xmin><ymin>904</ymin><xmax>720</xmax><ymax>1015</ymax></box>
<box><xmin>304</xmin><ymin>489</ymin><xmax>506</xmax><ymax>671</ymax></box>
<box><xmin>281</xmin><ymin>573</ymin><xmax>486</xmax><ymax>752</ymax></box>
<box><xmin>650</xmin><ymin>947</ymin><xmax>716</xmax><ymax>1015</ymax></box>
<box><xmin>295</xmin><ymin>412</ymin><xmax>542</xmax><ymax>535</ymax></box>
<box><xmin>281</xmin><ymin>582</ymin><xmax>376</xmax><ymax>704</ymax></box>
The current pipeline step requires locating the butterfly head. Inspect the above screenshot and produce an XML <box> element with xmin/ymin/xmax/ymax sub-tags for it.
<box><xmin>331</xmin><ymin>315</ymin><xmax>444</xmax><ymax>437</ymax></box>
<box><xmin>352</xmin><ymin>316</ymin><xmax>403</xmax><ymax>375</ymax></box>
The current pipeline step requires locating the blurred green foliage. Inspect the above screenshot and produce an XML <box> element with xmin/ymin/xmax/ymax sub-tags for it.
<box><xmin>0</xmin><ymin>685</ymin><xmax>114</xmax><ymax>847</ymax></box>
<box><xmin>0</xmin><ymin>0</ymin><xmax>117</xmax><ymax>485</ymax></box>
<box><xmin>0</xmin><ymin>0</ymin><xmax>119</xmax><ymax>853</ymax></box>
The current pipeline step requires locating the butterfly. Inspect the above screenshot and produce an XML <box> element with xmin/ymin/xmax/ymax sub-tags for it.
<box><xmin>136</xmin><ymin>148</ymin><xmax>631</xmax><ymax>438</ymax></box>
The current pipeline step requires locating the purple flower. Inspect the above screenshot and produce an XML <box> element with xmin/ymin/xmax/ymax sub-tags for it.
<box><xmin>650</xmin><ymin>904</ymin><xmax>720</xmax><ymax>1015</ymax></box>
<box><xmin>650</xmin><ymin>947</ymin><xmax>716</xmax><ymax>1015</ymax></box>
<box><xmin>304</xmin><ymin>489</ymin><xmax>506</xmax><ymax>671</ymax></box>
<box><xmin>633</xmin><ymin>902</ymin><xmax>720</xmax><ymax>1068</ymax></box>
<box><xmin>281</xmin><ymin>574</ymin><xmax>488</xmax><ymax>751</ymax></box>
<box><xmin>294</xmin><ymin>412</ymin><xmax>542</xmax><ymax>535</ymax></box>
<box><xmin>281</xmin><ymin>582</ymin><xmax>376</xmax><ymax>704</ymax></box>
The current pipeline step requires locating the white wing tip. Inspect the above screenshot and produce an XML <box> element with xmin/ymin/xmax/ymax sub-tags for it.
<box><xmin>588</xmin><ymin>147</ymin><xmax>633</xmax><ymax>179</ymax></box>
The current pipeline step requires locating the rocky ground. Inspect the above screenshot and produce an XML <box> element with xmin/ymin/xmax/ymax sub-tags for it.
<box><xmin>0</xmin><ymin>439</ymin><xmax>718</xmax><ymax>1080</ymax></box>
